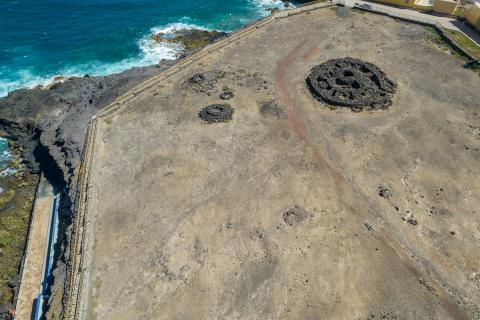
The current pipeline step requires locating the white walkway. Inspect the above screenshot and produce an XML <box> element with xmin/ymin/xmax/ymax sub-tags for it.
<box><xmin>16</xmin><ymin>177</ymin><xmax>54</xmax><ymax>320</ymax></box>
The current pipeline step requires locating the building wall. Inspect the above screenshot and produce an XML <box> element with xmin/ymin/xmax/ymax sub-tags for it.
<box><xmin>373</xmin><ymin>0</ymin><xmax>435</xmax><ymax>10</ymax></box>
<box><xmin>433</xmin><ymin>0</ymin><xmax>458</xmax><ymax>15</ymax></box>
<box><xmin>414</xmin><ymin>2</ymin><xmax>434</xmax><ymax>10</ymax></box>
<box><xmin>465</xmin><ymin>2</ymin><xmax>480</xmax><ymax>31</ymax></box>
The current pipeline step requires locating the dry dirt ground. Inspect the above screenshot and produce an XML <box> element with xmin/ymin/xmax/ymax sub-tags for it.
<box><xmin>83</xmin><ymin>7</ymin><xmax>480</xmax><ymax>320</ymax></box>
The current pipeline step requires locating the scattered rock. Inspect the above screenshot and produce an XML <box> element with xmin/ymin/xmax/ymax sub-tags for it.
<box><xmin>428</xmin><ymin>206</ymin><xmax>453</xmax><ymax>218</ymax></box>
<box><xmin>283</xmin><ymin>205</ymin><xmax>311</xmax><ymax>226</ymax></box>
<box><xmin>364</xmin><ymin>222</ymin><xmax>374</xmax><ymax>231</ymax></box>
<box><xmin>468</xmin><ymin>272</ymin><xmax>480</xmax><ymax>283</ymax></box>
<box><xmin>259</xmin><ymin>100</ymin><xmax>287</xmax><ymax>119</ymax></box>
<box><xmin>7</xmin><ymin>275</ymin><xmax>19</xmax><ymax>288</ymax></box>
<box><xmin>199</xmin><ymin>104</ymin><xmax>234</xmax><ymax>123</ymax></box>
<box><xmin>378</xmin><ymin>185</ymin><xmax>392</xmax><ymax>198</ymax></box>
<box><xmin>366</xmin><ymin>311</ymin><xmax>398</xmax><ymax>319</ymax></box>
<box><xmin>406</xmin><ymin>218</ymin><xmax>418</xmax><ymax>226</ymax></box>
<box><xmin>266</xmin><ymin>7</ymin><xmax>280</xmax><ymax>13</ymax></box>
<box><xmin>419</xmin><ymin>278</ymin><xmax>436</xmax><ymax>292</ymax></box>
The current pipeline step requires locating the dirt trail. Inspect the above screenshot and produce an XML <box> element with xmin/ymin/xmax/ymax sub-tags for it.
<box><xmin>274</xmin><ymin>39</ymin><xmax>309</xmax><ymax>141</ymax></box>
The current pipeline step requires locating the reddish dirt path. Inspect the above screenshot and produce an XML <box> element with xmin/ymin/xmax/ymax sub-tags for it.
<box><xmin>274</xmin><ymin>39</ymin><xmax>308</xmax><ymax>141</ymax></box>
<box><xmin>274</xmin><ymin>39</ymin><xmax>346</xmax><ymax>189</ymax></box>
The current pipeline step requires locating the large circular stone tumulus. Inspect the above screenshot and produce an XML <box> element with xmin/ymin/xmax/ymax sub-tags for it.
<box><xmin>199</xmin><ymin>104</ymin><xmax>234</xmax><ymax>123</ymax></box>
<box><xmin>307</xmin><ymin>58</ymin><xmax>397</xmax><ymax>111</ymax></box>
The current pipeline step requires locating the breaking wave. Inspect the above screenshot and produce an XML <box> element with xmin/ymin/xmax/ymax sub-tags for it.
<box><xmin>0</xmin><ymin>137</ymin><xmax>12</xmax><ymax>172</ymax></box>
<box><xmin>0</xmin><ymin>1</ymin><xmax>292</xmax><ymax>97</ymax></box>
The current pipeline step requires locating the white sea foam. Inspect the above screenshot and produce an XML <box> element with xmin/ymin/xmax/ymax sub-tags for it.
<box><xmin>0</xmin><ymin>167</ymin><xmax>17</xmax><ymax>177</ymax></box>
<box><xmin>0</xmin><ymin>21</ymin><xmax>212</xmax><ymax>97</ymax></box>
<box><xmin>0</xmin><ymin>137</ymin><xmax>12</xmax><ymax>164</ymax></box>
<box><xmin>0</xmin><ymin>136</ymin><xmax>14</xmax><ymax>176</ymax></box>
<box><xmin>60</xmin><ymin>21</ymin><xmax>211</xmax><ymax>76</ymax></box>
<box><xmin>0</xmin><ymin>149</ymin><xmax>11</xmax><ymax>162</ymax></box>
<box><xmin>0</xmin><ymin>70</ymin><xmax>53</xmax><ymax>97</ymax></box>
<box><xmin>150</xmin><ymin>22</ymin><xmax>211</xmax><ymax>37</ymax></box>
<box><xmin>0</xmin><ymin>5</ymin><xmax>290</xmax><ymax>98</ymax></box>
<box><xmin>250</xmin><ymin>0</ymin><xmax>292</xmax><ymax>13</ymax></box>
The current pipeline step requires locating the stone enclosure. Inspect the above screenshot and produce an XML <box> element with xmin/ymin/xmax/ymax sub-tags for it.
<box><xmin>307</xmin><ymin>57</ymin><xmax>397</xmax><ymax>111</ymax></box>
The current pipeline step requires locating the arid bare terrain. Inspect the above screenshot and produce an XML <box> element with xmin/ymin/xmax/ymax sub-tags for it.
<box><xmin>82</xmin><ymin>7</ymin><xmax>480</xmax><ymax>320</ymax></box>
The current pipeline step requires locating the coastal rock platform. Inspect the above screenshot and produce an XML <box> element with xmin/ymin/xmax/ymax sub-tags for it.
<box><xmin>81</xmin><ymin>6</ymin><xmax>480</xmax><ymax>320</ymax></box>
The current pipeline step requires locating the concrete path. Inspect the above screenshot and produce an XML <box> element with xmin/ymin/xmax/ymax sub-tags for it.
<box><xmin>15</xmin><ymin>177</ymin><xmax>54</xmax><ymax>320</ymax></box>
<box><xmin>343</xmin><ymin>0</ymin><xmax>480</xmax><ymax>45</ymax></box>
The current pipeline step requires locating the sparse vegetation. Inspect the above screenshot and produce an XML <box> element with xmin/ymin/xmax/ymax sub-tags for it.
<box><xmin>443</xmin><ymin>29</ymin><xmax>480</xmax><ymax>61</ymax></box>
<box><xmin>425</xmin><ymin>26</ymin><xmax>480</xmax><ymax>76</ymax></box>
<box><xmin>453</xmin><ymin>7</ymin><xmax>466</xmax><ymax>17</ymax></box>
<box><xmin>424</xmin><ymin>26</ymin><xmax>469</xmax><ymax>60</ymax></box>
<box><xmin>0</xmin><ymin>164</ymin><xmax>37</xmax><ymax>305</ymax></box>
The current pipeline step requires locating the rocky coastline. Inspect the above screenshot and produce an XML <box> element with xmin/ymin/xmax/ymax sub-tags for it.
<box><xmin>0</xmin><ymin>29</ymin><xmax>228</xmax><ymax>319</ymax></box>
<box><xmin>0</xmin><ymin>143</ymin><xmax>38</xmax><ymax>319</ymax></box>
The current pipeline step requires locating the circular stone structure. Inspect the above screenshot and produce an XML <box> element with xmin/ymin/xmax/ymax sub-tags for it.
<box><xmin>199</xmin><ymin>104</ymin><xmax>234</xmax><ymax>123</ymax></box>
<box><xmin>307</xmin><ymin>58</ymin><xmax>397</xmax><ymax>111</ymax></box>
<box><xmin>219</xmin><ymin>90</ymin><xmax>235</xmax><ymax>100</ymax></box>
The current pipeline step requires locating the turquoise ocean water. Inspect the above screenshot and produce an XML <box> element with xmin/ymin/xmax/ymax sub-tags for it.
<box><xmin>0</xmin><ymin>0</ymin><xmax>288</xmax><ymax>98</ymax></box>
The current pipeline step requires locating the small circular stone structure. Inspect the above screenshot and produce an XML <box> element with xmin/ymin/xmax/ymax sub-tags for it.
<box><xmin>199</xmin><ymin>104</ymin><xmax>234</xmax><ymax>123</ymax></box>
<box><xmin>307</xmin><ymin>57</ymin><xmax>397</xmax><ymax>111</ymax></box>
<box><xmin>219</xmin><ymin>90</ymin><xmax>235</xmax><ymax>100</ymax></box>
